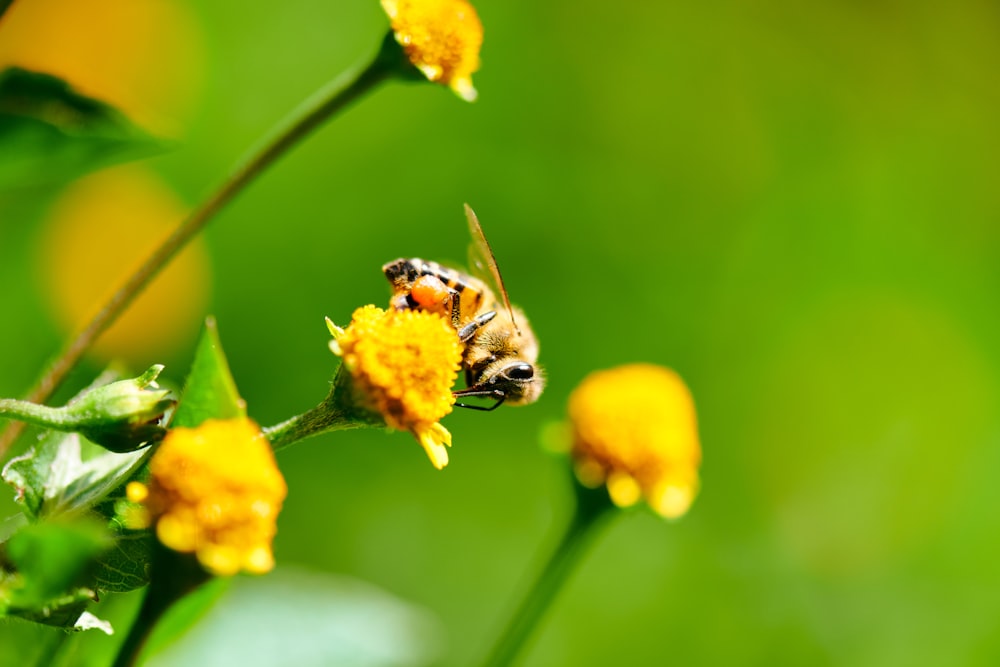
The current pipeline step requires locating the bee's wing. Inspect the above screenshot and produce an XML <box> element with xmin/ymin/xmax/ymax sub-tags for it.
<box><xmin>464</xmin><ymin>203</ymin><xmax>520</xmax><ymax>334</ymax></box>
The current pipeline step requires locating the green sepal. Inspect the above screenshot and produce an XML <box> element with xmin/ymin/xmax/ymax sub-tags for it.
<box><xmin>375</xmin><ymin>30</ymin><xmax>428</xmax><ymax>83</ymax></box>
<box><xmin>172</xmin><ymin>317</ymin><xmax>246</xmax><ymax>429</ymax></box>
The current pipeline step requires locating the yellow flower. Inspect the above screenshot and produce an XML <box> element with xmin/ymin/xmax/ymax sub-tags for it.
<box><xmin>330</xmin><ymin>305</ymin><xmax>463</xmax><ymax>469</ymax></box>
<box><xmin>127</xmin><ymin>418</ymin><xmax>287</xmax><ymax>576</ymax></box>
<box><xmin>380</xmin><ymin>0</ymin><xmax>483</xmax><ymax>101</ymax></box>
<box><xmin>568</xmin><ymin>364</ymin><xmax>701</xmax><ymax>519</ymax></box>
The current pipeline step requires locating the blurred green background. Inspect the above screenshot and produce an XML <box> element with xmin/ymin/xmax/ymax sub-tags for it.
<box><xmin>2</xmin><ymin>0</ymin><xmax>999</xmax><ymax>665</ymax></box>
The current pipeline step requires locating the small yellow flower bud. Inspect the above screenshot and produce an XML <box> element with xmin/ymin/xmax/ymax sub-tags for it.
<box><xmin>568</xmin><ymin>364</ymin><xmax>701</xmax><ymax>519</ymax></box>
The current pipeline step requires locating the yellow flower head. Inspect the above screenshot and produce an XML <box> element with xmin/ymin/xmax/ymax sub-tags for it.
<box><xmin>330</xmin><ymin>305</ymin><xmax>463</xmax><ymax>469</ymax></box>
<box><xmin>127</xmin><ymin>418</ymin><xmax>287</xmax><ymax>576</ymax></box>
<box><xmin>568</xmin><ymin>364</ymin><xmax>701</xmax><ymax>519</ymax></box>
<box><xmin>380</xmin><ymin>0</ymin><xmax>483</xmax><ymax>101</ymax></box>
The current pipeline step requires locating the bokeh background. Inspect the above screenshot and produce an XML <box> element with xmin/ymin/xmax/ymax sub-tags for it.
<box><xmin>2</xmin><ymin>0</ymin><xmax>999</xmax><ymax>665</ymax></box>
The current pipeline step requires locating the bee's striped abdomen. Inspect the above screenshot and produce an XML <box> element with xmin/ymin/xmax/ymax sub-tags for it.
<box><xmin>411</xmin><ymin>258</ymin><xmax>486</xmax><ymax>319</ymax></box>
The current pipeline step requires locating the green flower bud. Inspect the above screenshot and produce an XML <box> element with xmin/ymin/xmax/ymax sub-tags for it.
<box><xmin>63</xmin><ymin>366</ymin><xmax>173</xmax><ymax>452</ymax></box>
<box><xmin>0</xmin><ymin>366</ymin><xmax>174</xmax><ymax>453</ymax></box>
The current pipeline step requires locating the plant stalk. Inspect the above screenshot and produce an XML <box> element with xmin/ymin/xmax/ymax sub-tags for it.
<box><xmin>0</xmin><ymin>53</ymin><xmax>391</xmax><ymax>457</ymax></box>
<box><xmin>0</xmin><ymin>398</ymin><xmax>71</xmax><ymax>429</ymax></box>
<box><xmin>263</xmin><ymin>400</ymin><xmax>362</xmax><ymax>452</ymax></box>
<box><xmin>482</xmin><ymin>480</ymin><xmax>614</xmax><ymax>667</ymax></box>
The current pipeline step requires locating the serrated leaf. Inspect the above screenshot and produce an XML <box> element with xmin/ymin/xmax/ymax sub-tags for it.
<box><xmin>2</xmin><ymin>431</ymin><xmax>150</xmax><ymax>520</ymax></box>
<box><xmin>0</xmin><ymin>67</ymin><xmax>167</xmax><ymax>190</ymax></box>
<box><xmin>1</xmin><ymin>431</ymin><xmax>59</xmax><ymax>518</ymax></box>
<box><xmin>91</xmin><ymin>528</ymin><xmax>153</xmax><ymax>593</ymax></box>
<box><xmin>172</xmin><ymin>318</ymin><xmax>246</xmax><ymax>429</ymax></box>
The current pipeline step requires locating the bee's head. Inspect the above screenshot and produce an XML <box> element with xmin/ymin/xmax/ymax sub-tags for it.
<box><xmin>495</xmin><ymin>361</ymin><xmax>545</xmax><ymax>405</ymax></box>
<box><xmin>454</xmin><ymin>360</ymin><xmax>545</xmax><ymax>410</ymax></box>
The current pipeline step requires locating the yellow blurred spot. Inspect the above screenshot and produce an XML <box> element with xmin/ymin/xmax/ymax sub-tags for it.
<box><xmin>125</xmin><ymin>481</ymin><xmax>148</xmax><ymax>504</ymax></box>
<box><xmin>0</xmin><ymin>0</ymin><xmax>203</xmax><ymax>132</ymax></box>
<box><xmin>36</xmin><ymin>165</ymin><xmax>211</xmax><ymax>363</ymax></box>
<box><xmin>568</xmin><ymin>364</ymin><xmax>701</xmax><ymax>520</ymax></box>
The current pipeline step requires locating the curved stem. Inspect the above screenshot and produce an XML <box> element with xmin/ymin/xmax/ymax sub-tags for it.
<box><xmin>0</xmin><ymin>54</ymin><xmax>391</xmax><ymax>457</ymax></box>
<box><xmin>482</xmin><ymin>479</ymin><xmax>614</xmax><ymax>667</ymax></box>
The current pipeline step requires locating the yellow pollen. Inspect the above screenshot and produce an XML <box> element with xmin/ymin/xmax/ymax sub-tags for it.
<box><xmin>381</xmin><ymin>0</ymin><xmax>483</xmax><ymax>101</ymax></box>
<box><xmin>126</xmin><ymin>481</ymin><xmax>149</xmax><ymax>504</ymax></box>
<box><xmin>568</xmin><ymin>364</ymin><xmax>701</xmax><ymax>519</ymax></box>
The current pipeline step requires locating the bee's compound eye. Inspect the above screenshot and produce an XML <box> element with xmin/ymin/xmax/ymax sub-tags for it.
<box><xmin>506</xmin><ymin>363</ymin><xmax>534</xmax><ymax>381</ymax></box>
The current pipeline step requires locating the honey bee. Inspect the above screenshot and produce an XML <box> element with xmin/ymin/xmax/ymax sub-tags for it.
<box><xmin>382</xmin><ymin>204</ymin><xmax>543</xmax><ymax>410</ymax></box>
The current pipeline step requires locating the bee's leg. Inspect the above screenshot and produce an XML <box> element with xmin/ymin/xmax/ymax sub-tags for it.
<box><xmin>447</xmin><ymin>287</ymin><xmax>462</xmax><ymax>329</ymax></box>
<box><xmin>453</xmin><ymin>386</ymin><xmax>506</xmax><ymax>411</ymax></box>
<box><xmin>456</xmin><ymin>310</ymin><xmax>497</xmax><ymax>343</ymax></box>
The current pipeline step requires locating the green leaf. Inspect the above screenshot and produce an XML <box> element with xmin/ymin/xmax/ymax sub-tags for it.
<box><xmin>172</xmin><ymin>318</ymin><xmax>246</xmax><ymax>429</ymax></box>
<box><xmin>0</xmin><ymin>592</ymin><xmax>91</xmax><ymax>630</ymax></box>
<box><xmin>90</xmin><ymin>527</ymin><xmax>153</xmax><ymax>593</ymax></box>
<box><xmin>3</xmin><ymin>519</ymin><xmax>109</xmax><ymax>606</ymax></box>
<box><xmin>143</xmin><ymin>568</ymin><xmax>443</xmax><ymax>667</ymax></box>
<box><xmin>0</xmin><ymin>518</ymin><xmax>116</xmax><ymax>631</ymax></box>
<box><xmin>142</xmin><ymin>577</ymin><xmax>231</xmax><ymax>660</ymax></box>
<box><xmin>0</xmin><ymin>67</ymin><xmax>166</xmax><ymax>190</ymax></box>
<box><xmin>2</xmin><ymin>431</ymin><xmax>150</xmax><ymax>520</ymax></box>
<box><xmin>0</xmin><ymin>1</ymin><xmax>14</xmax><ymax>22</ymax></box>
<box><xmin>2</xmin><ymin>430</ymin><xmax>59</xmax><ymax>518</ymax></box>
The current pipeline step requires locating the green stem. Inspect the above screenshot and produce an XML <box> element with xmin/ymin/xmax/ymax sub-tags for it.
<box><xmin>264</xmin><ymin>363</ymin><xmax>381</xmax><ymax>451</ymax></box>
<box><xmin>263</xmin><ymin>399</ymin><xmax>363</xmax><ymax>452</ymax></box>
<box><xmin>112</xmin><ymin>545</ymin><xmax>212</xmax><ymax>667</ymax></box>
<box><xmin>0</xmin><ymin>398</ymin><xmax>73</xmax><ymax>429</ymax></box>
<box><xmin>0</xmin><ymin>48</ymin><xmax>393</xmax><ymax>458</ymax></box>
<box><xmin>482</xmin><ymin>479</ymin><xmax>615</xmax><ymax>667</ymax></box>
